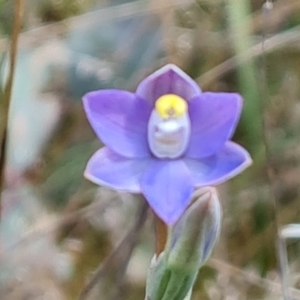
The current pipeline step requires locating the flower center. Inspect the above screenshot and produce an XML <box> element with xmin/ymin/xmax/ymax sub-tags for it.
<box><xmin>148</xmin><ymin>94</ymin><xmax>191</xmax><ymax>158</ymax></box>
<box><xmin>155</xmin><ymin>94</ymin><xmax>187</xmax><ymax>119</ymax></box>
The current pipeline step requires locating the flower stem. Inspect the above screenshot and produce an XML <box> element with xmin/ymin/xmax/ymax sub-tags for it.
<box><xmin>0</xmin><ymin>0</ymin><xmax>24</xmax><ymax>222</ymax></box>
<box><xmin>155</xmin><ymin>215</ymin><xmax>168</xmax><ymax>255</ymax></box>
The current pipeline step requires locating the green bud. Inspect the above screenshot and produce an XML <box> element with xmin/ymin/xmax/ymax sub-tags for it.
<box><xmin>167</xmin><ymin>187</ymin><xmax>222</xmax><ymax>273</ymax></box>
<box><xmin>145</xmin><ymin>187</ymin><xmax>222</xmax><ymax>300</ymax></box>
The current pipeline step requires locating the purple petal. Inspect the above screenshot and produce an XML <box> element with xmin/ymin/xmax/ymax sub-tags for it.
<box><xmin>184</xmin><ymin>141</ymin><xmax>252</xmax><ymax>186</ymax></box>
<box><xmin>84</xmin><ymin>147</ymin><xmax>150</xmax><ymax>193</ymax></box>
<box><xmin>136</xmin><ymin>64</ymin><xmax>201</xmax><ymax>106</ymax></box>
<box><xmin>141</xmin><ymin>159</ymin><xmax>194</xmax><ymax>225</ymax></box>
<box><xmin>83</xmin><ymin>90</ymin><xmax>152</xmax><ymax>158</ymax></box>
<box><xmin>186</xmin><ymin>92</ymin><xmax>242</xmax><ymax>158</ymax></box>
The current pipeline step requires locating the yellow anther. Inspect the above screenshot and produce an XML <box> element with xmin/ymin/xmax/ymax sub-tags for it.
<box><xmin>155</xmin><ymin>94</ymin><xmax>187</xmax><ymax>119</ymax></box>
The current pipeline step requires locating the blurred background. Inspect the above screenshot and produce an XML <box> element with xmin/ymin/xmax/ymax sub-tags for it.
<box><xmin>1</xmin><ymin>0</ymin><xmax>300</xmax><ymax>299</ymax></box>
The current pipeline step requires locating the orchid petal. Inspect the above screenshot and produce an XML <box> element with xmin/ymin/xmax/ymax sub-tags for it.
<box><xmin>83</xmin><ymin>90</ymin><xmax>152</xmax><ymax>158</ymax></box>
<box><xmin>184</xmin><ymin>141</ymin><xmax>252</xmax><ymax>186</ymax></box>
<box><xmin>136</xmin><ymin>64</ymin><xmax>201</xmax><ymax>106</ymax></box>
<box><xmin>141</xmin><ymin>159</ymin><xmax>194</xmax><ymax>225</ymax></box>
<box><xmin>84</xmin><ymin>147</ymin><xmax>150</xmax><ymax>193</ymax></box>
<box><xmin>186</xmin><ymin>92</ymin><xmax>242</xmax><ymax>158</ymax></box>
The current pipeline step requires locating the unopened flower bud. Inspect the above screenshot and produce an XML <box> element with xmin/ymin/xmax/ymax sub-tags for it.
<box><xmin>145</xmin><ymin>187</ymin><xmax>222</xmax><ymax>300</ymax></box>
<box><xmin>167</xmin><ymin>187</ymin><xmax>222</xmax><ymax>274</ymax></box>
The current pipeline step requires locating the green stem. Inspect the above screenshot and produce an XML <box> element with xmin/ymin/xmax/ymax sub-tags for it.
<box><xmin>226</xmin><ymin>0</ymin><xmax>262</xmax><ymax>154</ymax></box>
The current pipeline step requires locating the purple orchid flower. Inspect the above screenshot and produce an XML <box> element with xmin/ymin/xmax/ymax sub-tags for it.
<box><xmin>83</xmin><ymin>64</ymin><xmax>252</xmax><ymax>225</ymax></box>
